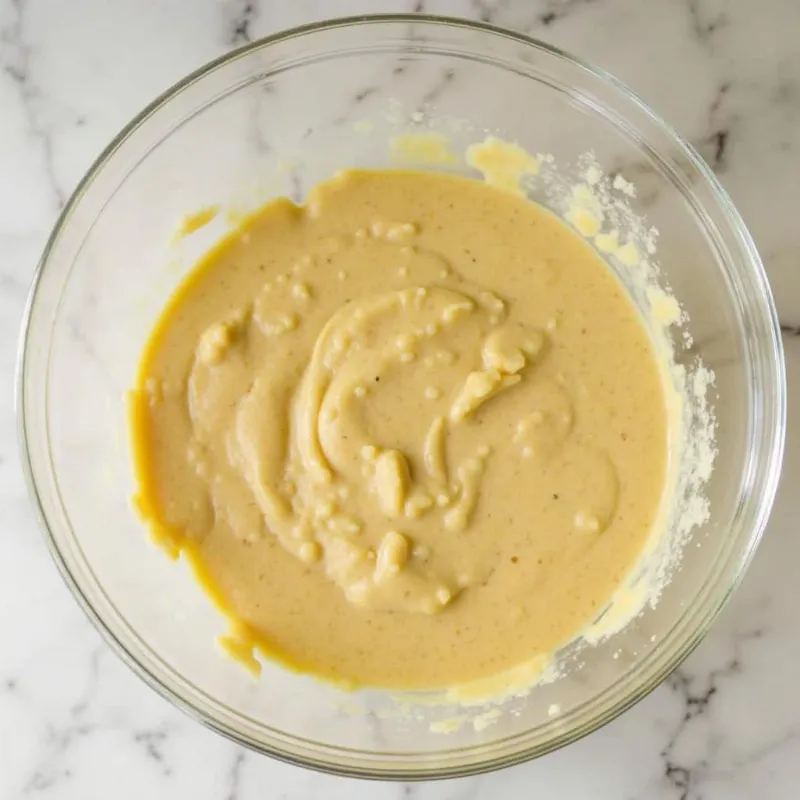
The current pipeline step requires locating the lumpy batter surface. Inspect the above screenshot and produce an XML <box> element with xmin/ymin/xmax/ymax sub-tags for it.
<box><xmin>131</xmin><ymin>169</ymin><xmax>668</xmax><ymax>689</ymax></box>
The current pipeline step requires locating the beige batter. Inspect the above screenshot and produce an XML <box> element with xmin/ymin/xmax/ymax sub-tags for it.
<box><xmin>130</xmin><ymin>168</ymin><xmax>668</xmax><ymax>690</ymax></box>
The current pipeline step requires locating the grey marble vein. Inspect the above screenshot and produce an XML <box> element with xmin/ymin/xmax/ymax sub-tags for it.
<box><xmin>0</xmin><ymin>0</ymin><xmax>66</xmax><ymax>210</ymax></box>
<box><xmin>21</xmin><ymin>647</ymin><xmax>105</xmax><ymax>795</ymax></box>
<box><xmin>223</xmin><ymin>0</ymin><xmax>261</xmax><ymax>47</ymax></box>
<box><xmin>226</xmin><ymin>750</ymin><xmax>247</xmax><ymax>800</ymax></box>
<box><xmin>420</xmin><ymin>65</ymin><xmax>456</xmax><ymax>105</ymax></box>
<box><xmin>686</xmin><ymin>0</ymin><xmax>728</xmax><ymax>44</ymax></box>
<box><xmin>685</xmin><ymin>77</ymin><xmax>739</xmax><ymax>175</ymax></box>
<box><xmin>132</xmin><ymin>726</ymin><xmax>173</xmax><ymax>776</ymax></box>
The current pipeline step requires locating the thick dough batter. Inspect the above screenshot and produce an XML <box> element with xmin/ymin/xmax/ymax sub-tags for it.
<box><xmin>130</xmin><ymin>168</ymin><xmax>668</xmax><ymax>689</ymax></box>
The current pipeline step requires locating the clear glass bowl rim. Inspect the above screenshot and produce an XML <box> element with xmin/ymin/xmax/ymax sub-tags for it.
<box><xmin>16</xmin><ymin>13</ymin><xmax>787</xmax><ymax>781</ymax></box>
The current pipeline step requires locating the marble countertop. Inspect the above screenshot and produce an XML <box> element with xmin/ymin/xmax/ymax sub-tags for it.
<box><xmin>1</xmin><ymin>0</ymin><xmax>798</xmax><ymax>797</ymax></box>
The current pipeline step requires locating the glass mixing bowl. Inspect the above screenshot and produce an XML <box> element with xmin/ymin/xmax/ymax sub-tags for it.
<box><xmin>17</xmin><ymin>15</ymin><xmax>785</xmax><ymax>779</ymax></box>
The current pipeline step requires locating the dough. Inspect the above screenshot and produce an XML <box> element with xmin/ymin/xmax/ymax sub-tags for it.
<box><xmin>130</xmin><ymin>168</ymin><xmax>667</xmax><ymax>689</ymax></box>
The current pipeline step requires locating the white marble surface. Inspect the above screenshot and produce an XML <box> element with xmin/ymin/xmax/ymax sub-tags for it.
<box><xmin>1</xmin><ymin>0</ymin><xmax>799</xmax><ymax>797</ymax></box>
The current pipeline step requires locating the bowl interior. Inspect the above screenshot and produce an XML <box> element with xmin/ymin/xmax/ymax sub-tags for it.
<box><xmin>19</xmin><ymin>16</ymin><xmax>784</xmax><ymax>778</ymax></box>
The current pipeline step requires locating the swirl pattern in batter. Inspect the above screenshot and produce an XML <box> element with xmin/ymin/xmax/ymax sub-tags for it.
<box><xmin>130</xmin><ymin>168</ymin><xmax>667</xmax><ymax>689</ymax></box>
